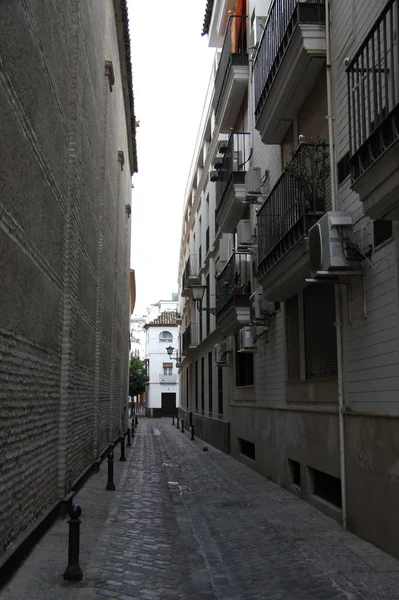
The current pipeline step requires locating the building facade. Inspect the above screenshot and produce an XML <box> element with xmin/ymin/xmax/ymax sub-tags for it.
<box><xmin>0</xmin><ymin>0</ymin><xmax>137</xmax><ymax>562</ymax></box>
<box><xmin>178</xmin><ymin>0</ymin><xmax>399</xmax><ymax>557</ymax></box>
<box><xmin>144</xmin><ymin>302</ymin><xmax>180</xmax><ymax>418</ymax></box>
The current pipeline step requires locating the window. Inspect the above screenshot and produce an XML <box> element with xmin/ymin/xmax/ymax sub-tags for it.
<box><xmin>205</xmin><ymin>274</ymin><xmax>210</xmax><ymax>336</ymax></box>
<box><xmin>162</xmin><ymin>363</ymin><xmax>173</xmax><ymax>376</ymax></box>
<box><xmin>308</xmin><ymin>467</ymin><xmax>342</xmax><ymax>508</ymax></box>
<box><xmin>235</xmin><ymin>335</ymin><xmax>254</xmax><ymax>387</ymax></box>
<box><xmin>303</xmin><ymin>285</ymin><xmax>337</xmax><ymax>379</ymax></box>
<box><xmin>200</xmin><ymin>357</ymin><xmax>205</xmax><ymax>414</ymax></box>
<box><xmin>373</xmin><ymin>219</ymin><xmax>393</xmax><ymax>248</ymax></box>
<box><xmin>337</xmin><ymin>152</ymin><xmax>350</xmax><ymax>185</ymax></box>
<box><xmin>285</xmin><ymin>285</ymin><xmax>337</xmax><ymax>381</ymax></box>
<box><xmin>208</xmin><ymin>352</ymin><xmax>213</xmax><ymax>415</ymax></box>
<box><xmin>285</xmin><ymin>295</ymin><xmax>300</xmax><ymax>380</ymax></box>
<box><xmin>159</xmin><ymin>331</ymin><xmax>173</xmax><ymax>343</ymax></box>
<box><xmin>217</xmin><ymin>366</ymin><xmax>223</xmax><ymax>416</ymax></box>
<box><xmin>195</xmin><ymin>361</ymin><xmax>199</xmax><ymax>412</ymax></box>
<box><xmin>238</xmin><ymin>438</ymin><xmax>255</xmax><ymax>460</ymax></box>
<box><xmin>185</xmin><ymin>367</ymin><xmax>189</xmax><ymax>410</ymax></box>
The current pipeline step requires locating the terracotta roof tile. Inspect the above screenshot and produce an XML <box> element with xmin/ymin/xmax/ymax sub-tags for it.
<box><xmin>201</xmin><ymin>0</ymin><xmax>214</xmax><ymax>36</ymax></box>
<box><xmin>145</xmin><ymin>311</ymin><xmax>179</xmax><ymax>328</ymax></box>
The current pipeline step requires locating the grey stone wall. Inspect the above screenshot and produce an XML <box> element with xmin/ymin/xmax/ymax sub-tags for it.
<box><xmin>0</xmin><ymin>0</ymin><xmax>135</xmax><ymax>559</ymax></box>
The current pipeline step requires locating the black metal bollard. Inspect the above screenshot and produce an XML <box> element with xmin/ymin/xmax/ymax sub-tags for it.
<box><xmin>181</xmin><ymin>419</ymin><xmax>185</xmax><ymax>433</ymax></box>
<box><xmin>131</xmin><ymin>422</ymin><xmax>135</xmax><ymax>438</ymax></box>
<box><xmin>63</xmin><ymin>504</ymin><xmax>83</xmax><ymax>582</ymax></box>
<box><xmin>127</xmin><ymin>427</ymin><xmax>131</xmax><ymax>447</ymax></box>
<box><xmin>120</xmin><ymin>434</ymin><xmax>126</xmax><ymax>461</ymax></box>
<box><xmin>135</xmin><ymin>415</ymin><xmax>138</xmax><ymax>427</ymax></box>
<box><xmin>176</xmin><ymin>416</ymin><xmax>180</xmax><ymax>429</ymax></box>
<box><xmin>106</xmin><ymin>449</ymin><xmax>116</xmax><ymax>491</ymax></box>
<box><xmin>172</xmin><ymin>416</ymin><xmax>175</xmax><ymax>425</ymax></box>
<box><xmin>191</xmin><ymin>424</ymin><xmax>195</xmax><ymax>441</ymax></box>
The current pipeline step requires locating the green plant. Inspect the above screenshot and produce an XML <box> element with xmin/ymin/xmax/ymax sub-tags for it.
<box><xmin>129</xmin><ymin>355</ymin><xmax>147</xmax><ymax>397</ymax></box>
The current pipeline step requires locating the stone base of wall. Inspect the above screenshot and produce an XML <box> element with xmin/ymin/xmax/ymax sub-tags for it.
<box><xmin>178</xmin><ymin>408</ymin><xmax>230</xmax><ymax>454</ymax></box>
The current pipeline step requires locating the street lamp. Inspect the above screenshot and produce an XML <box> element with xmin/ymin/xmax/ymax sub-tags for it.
<box><xmin>189</xmin><ymin>283</ymin><xmax>217</xmax><ymax>315</ymax></box>
<box><xmin>166</xmin><ymin>345</ymin><xmax>181</xmax><ymax>368</ymax></box>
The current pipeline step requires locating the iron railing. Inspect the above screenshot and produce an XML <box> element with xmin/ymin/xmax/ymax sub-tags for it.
<box><xmin>181</xmin><ymin>254</ymin><xmax>198</xmax><ymax>291</ymax></box>
<box><xmin>253</xmin><ymin>0</ymin><xmax>325</xmax><ymax>121</ymax></box>
<box><xmin>213</xmin><ymin>15</ymin><xmax>248</xmax><ymax>118</ymax></box>
<box><xmin>347</xmin><ymin>0</ymin><xmax>399</xmax><ymax>183</ymax></box>
<box><xmin>215</xmin><ymin>132</ymin><xmax>250</xmax><ymax>218</ymax></box>
<box><xmin>257</xmin><ymin>143</ymin><xmax>329</xmax><ymax>278</ymax></box>
<box><xmin>182</xmin><ymin>323</ymin><xmax>198</xmax><ymax>355</ymax></box>
<box><xmin>216</xmin><ymin>251</ymin><xmax>252</xmax><ymax>319</ymax></box>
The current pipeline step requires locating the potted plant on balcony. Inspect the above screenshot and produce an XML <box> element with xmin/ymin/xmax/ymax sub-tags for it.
<box><xmin>285</xmin><ymin>139</ymin><xmax>329</xmax><ymax>214</ymax></box>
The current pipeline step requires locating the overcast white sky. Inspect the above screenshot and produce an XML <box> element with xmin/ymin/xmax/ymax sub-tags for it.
<box><xmin>128</xmin><ymin>1</ymin><xmax>215</xmax><ymax>315</ymax></box>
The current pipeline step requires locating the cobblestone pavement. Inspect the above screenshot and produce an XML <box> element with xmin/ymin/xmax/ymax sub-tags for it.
<box><xmin>2</xmin><ymin>418</ymin><xmax>399</xmax><ymax>600</ymax></box>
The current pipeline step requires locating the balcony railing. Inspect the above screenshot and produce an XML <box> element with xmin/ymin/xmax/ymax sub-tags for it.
<box><xmin>181</xmin><ymin>254</ymin><xmax>198</xmax><ymax>291</ymax></box>
<box><xmin>182</xmin><ymin>323</ymin><xmax>198</xmax><ymax>354</ymax></box>
<box><xmin>213</xmin><ymin>15</ymin><xmax>248</xmax><ymax>119</ymax></box>
<box><xmin>159</xmin><ymin>374</ymin><xmax>177</xmax><ymax>384</ymax></box>
<box><xmin>347</xmin><ymin>0</ymin><xmax>399</xmax><ymax>183</ymax></box>
<box><xmin>216</xmin><ymin>251</ymin><xmax>252</xmax><ymax>319</ymax></box>
<box><xmin>215</xmin><ymin>132</ymin><xmax>250</xmax><ymax>216</ymax></box>
<box><xmin>257</xmin><ymin>143</ymin><xmax>329</xmax><ymax>277</ymax></box>
<box><xmin>254</xmin><ymin>0</ymin><xmax>325</xmax><ymax>121</ymax></box>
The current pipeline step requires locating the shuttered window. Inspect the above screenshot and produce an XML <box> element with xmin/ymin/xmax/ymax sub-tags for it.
<box><xmin>285</xmin><ymin>294</ymin><xmax>300</xmax><ymax>380</ymax></box>
<box><xmin>303</xmin><ymin>285</ymin><xmax>337</xmax><ymax>379</ymax></box>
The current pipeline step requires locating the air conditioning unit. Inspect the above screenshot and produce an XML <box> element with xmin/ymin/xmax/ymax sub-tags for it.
<box><xmin>238</xmin><ymin>326</ymin><xmax>257</xmax><ymax>352</ymax></box>
<box><xmin>237</xmin><ymin>219</ymin><xmax>253</xmax><ymax>247</ymax></box>
<box><xmin>249</xmin><ymin>290</ymin><xmax>275</xmax><ymax>322</ymax></box>
<box><xmin>249</xmin><ymin>16</ymin><xmax>266</xmax><ymax>57</ymax></box>
<box><xmin>218</xmin><ymin>139</ymin><xmax>229</xmax><ymax>154</ymax></box>
<box><xmin>214</xmin><ymin>342</ymin><xmax>228</xmax><ymax>366</ymax></box>
<box><xmin>309</xmin><ymin>212</ymin><xmax>354</xmax><ymax>274</ymax></box>
<box><xmin>210</xmin><ymin>170</ymin><xmax>219</xmax><ymax>182</ymax></box>
<box><xmin>213</xmin><ymin>157</ymin><xmax>223</xmax><ymax>170</ymax></box>
<box><xmin>245</xmin><ymin>166</ymin><xmax>262</xmax><ymax>196</ymax></box>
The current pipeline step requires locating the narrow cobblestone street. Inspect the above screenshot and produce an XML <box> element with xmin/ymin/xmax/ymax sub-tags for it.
<box><xmin>2</xmin><ymin>418</ymin><xmax>399</xmax><ymax>600</ymax></box>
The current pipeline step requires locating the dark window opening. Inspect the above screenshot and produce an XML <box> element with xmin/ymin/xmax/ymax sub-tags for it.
<box><xmin>195</xmin><ymin>361</ymin><xmax>198</xmax><ymax>412</ymax></box>
<box><xmin>238</xmin><ymin>438</ymin><xmax>256</xmax><ymax>460</ymax></box>
<box><xmin>373</xmin><ymin>219</ymin><xmax>393</xmax><ymax>248</ymax></box>
<box><xmin>274</xmin><ymin>301</ymin><xmax>281</xmax><ymax>312</ymax></box>
<box><xmin>217</xmin><ymin>366</ymin><xmax>223</xmax><ymax>416</ymax></box>
<box><xmin>200</xmin><ymin>357</ymin><xmax>205</xmax><ymax>414</ymax></box>
<box><xmin>288</xmin><ymin>459</ymin><xmax>301</xmax><ymax>488</ymax></box>
<box><xmin>337</xmin><ymin>152</ymin><xmax>350</xmax><ymax>185</ymax></box>
<box><xmin>235</xmin><ymin>334</ymin><xmax>254</xmax><ymax>387</ymax></box>
<box><xmin>285</xmin><ymin>295</ymin><xmax>300</xmax><ymax>380</ymax></box>
<box><xmin>303</xmin><ymin>285</ymin><xmax>337</xmax><ymax>379</ymax></box>
<box><xmin>186</xmin><ymin>367</ymin><xmax>189</xmax><ymax>410</ymax></box>
<box><xmin>309</xmin><ymin>467</ymin><xmax>342</xmax><ymax>508</ymax></box>
<box><xmin>208</xmin><ymin>351</ymin><xmax>213</xmax><ymax>415</ymax></box>
<box><xmin>206</xmin><ymin>274</ymin><xmax>210</xmax><ymax>336</ymax></box>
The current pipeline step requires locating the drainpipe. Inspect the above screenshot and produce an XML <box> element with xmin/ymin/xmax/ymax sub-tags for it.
<box><xmin>325</xmin><ymin>0</ymin><xmax>347</xmax><ymax>529</ymax></box>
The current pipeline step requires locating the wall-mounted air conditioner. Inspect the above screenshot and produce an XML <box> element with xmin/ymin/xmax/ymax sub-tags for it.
<box><xmin>309</xmin><ymin>212</ymin><xmax>354</xmax><ymax>274</ymax></box>
<box><xmin>213</xmin><ymin>157</ymin><xmax>223</xmax><ymax>170</ymax></box>
<box><xmin>249</xmin><ymin>16</ymin><xmax>266</xmax><ymax>58</ymax></box>
<box><xmin>237</xmin><ymin>219</ymin><xmax>253</xmax><ymax>247</ymax></box>
<box><xmin>245</xmin><ymin>166</ymin><xmax>262</xmax><ymax>196</ymax></box>
<box><xmin>238</xmin><ymin>326</ymin><xmax>257</xmax><ymax>352</ymax></box>
<box><xmin>210</xmin><ymin>170</ymin><xmax>219</xmax><ymax>182</ymax></box>
<box><xmin>218</xmin><ymin>139</ymin><xmax>229</xmax><ymax>155</ymax></box>
<box><xmin>214</xmin><ymin>342</ymin><xmax>228</xmax><ymax>366</ymax></box>
<box><xmin>249</xmin><ymin>290</ymin><xmax>275</xmax><ymax>322</ymax></box>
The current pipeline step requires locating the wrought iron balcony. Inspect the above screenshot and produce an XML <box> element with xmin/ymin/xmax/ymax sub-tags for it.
<box><xmin>216</xmin><ymin>251</ymin><xmax>252</xmax><ymax>322</ymax></box>
<box><xmin>253</xmin><ymin>0</ymin><xmax>326</xmax><ymax>143</ymax></box>
<box><xmin>182</xmin><ymin>323</ymin><xmax>198</xmax><ymax>355</ymax></box>
<box><xmin>213</xmin><ymin>15</ymin><xmax>249</xmax><ymax>131</ymax></box>
<box><xmin>181</xmin><ymin>254</ymin><xmax>198</xmax><ymax>297</ymax></box>
<box><xmin>215</xmin><ymin>132</ymin><xmax>250</xmax><ymax>233</ymax></box>
<box><xmin>347</xmin><ymin>0</ymin><xmax>399</xmax><ymax>218</ymax></box>
<box><xmin>257</xmin><ymin>143</ymin><xmax>328</xmax><ymax>280</ymax></box>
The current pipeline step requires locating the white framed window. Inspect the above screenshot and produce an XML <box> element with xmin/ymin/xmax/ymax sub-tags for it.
<box><xmin>159</xmin><ymin>331</ymin><xmax>173</xmax><ymax>343</ymax></box>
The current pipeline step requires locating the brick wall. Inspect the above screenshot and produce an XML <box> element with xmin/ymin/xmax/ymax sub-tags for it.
<box><xmin>0</xmin><ymin>0</ymin><xmax>133</xmax><ymax>559</ymax></box>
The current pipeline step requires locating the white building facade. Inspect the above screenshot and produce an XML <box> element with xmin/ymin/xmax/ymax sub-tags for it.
<box><xmin>178</xmin><ymin>0</ymin><xmax>399</xmax><ymax>558</ymax></box>
<box><xmin>144</xmin><ymin>301</ymin><xmax>180</xmax><ymax>417</ymax></box>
